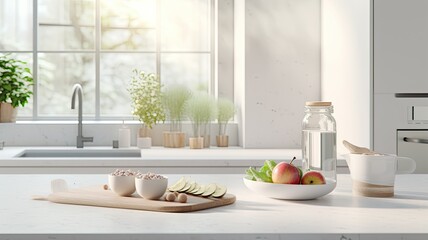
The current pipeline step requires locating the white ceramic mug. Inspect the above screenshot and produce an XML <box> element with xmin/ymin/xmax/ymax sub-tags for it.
<box><xmin>344</xmin><ymin>154</ymin><xmax>416</xmax><ymax>197</ymax></box>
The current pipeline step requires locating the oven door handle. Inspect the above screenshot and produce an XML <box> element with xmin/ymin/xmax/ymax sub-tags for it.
<box><xmin>403</xmin><ymin>137</ymin><xmax>428</xmax><ymax>144</ymax></box>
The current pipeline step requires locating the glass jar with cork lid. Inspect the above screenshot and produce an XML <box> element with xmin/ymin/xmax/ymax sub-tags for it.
<box><xmin>301</xmin><ymin>101</ymin><xmax>337</xmax><ymax>182</ymax></box>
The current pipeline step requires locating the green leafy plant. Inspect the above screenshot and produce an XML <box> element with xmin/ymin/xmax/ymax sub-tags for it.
<box><xmin>246</xmin><ymin>160</ymin><xmax>278</xmax><ymax>182</ymax></box>
<box><xmin>162</xmin><ymin>84</ymin><xmax>191</xmax><ymax>132</ymax></box>
<box><xmin>0</xmin><ymin>54</ymin><xmax>33</xmax><ymax>107</ymax></box>
<box><xmin>217</xmin><ymin>98</ymin><xmax>235</xmax><ymax>135</ymax></box>
<box><xmin>128</xmin><ymin>70</ymin><xmax>165</xmax><ymax>129</ymax></box>
<box><xmin>186</xmin><ymin>93</ymin><xmax>217</xmax><ymax>137</ymax></box>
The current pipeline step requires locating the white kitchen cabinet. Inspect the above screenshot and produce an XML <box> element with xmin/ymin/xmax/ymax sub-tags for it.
<box><xmin>322</xmin><ymin>0</ymin><xmax>428</xmax><ymax>164</ymax></box>
<box><xmin>373</xmin><ymin>0</ymin><xmax>428</xmax><ymax>159</ymax></box>
<box><xmin>374</xmin><ymin>0</ymin><xmax>428</xmax><ymax>93</ymax></box>
<box><xmin>398</xmin><ymin>130</ymin><xmax>428</xmax><ymax>173</ymax></box>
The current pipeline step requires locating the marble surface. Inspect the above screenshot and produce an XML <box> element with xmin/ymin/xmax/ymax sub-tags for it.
<box><xmin>0</xmin><ymin>147</ymin><xmax>348</xmax><ymax>174</ymax></box>
<box><xmin>0</xmin><ymin>174</ymin><xmax>427</xmax><ymax>239</ymax></box>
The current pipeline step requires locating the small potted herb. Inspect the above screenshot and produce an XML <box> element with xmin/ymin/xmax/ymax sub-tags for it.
<box><xmin>0</xmin><ymin>54</ymin><xmax>33</xmax><ymax>123</ymax></box>
<box><xmin>216</xmin><ymin>98</ymin><xmax>235</xmax><ymax>147</ymax></box>
<box><xmin>128</xmin><ymin>70</ymin><xmax>165</xmax><ymax>148</ymax></box>
<box><xmin>162</xmin><ymin>84</ymin><xmax>191</xmax><ymax>148</ymax></box>
<box><xmin>186</xmin><ymin>93</ymin><xmax>216</xmax><ymax>149</ymax></box>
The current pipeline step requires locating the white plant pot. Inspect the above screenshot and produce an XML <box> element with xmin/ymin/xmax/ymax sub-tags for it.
<box><xmin>137</xmin><ymin>137</ymin><xmax>152</xmax><ymax>149</ymax></box>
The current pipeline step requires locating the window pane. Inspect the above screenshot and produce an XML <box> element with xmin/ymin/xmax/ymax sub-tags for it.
<box><xmin>0</xmin><ymin>0</ymin><xmax>33</xmax><ymax>50</ymax></box>
<box><xmin>38</xmin><ymin>53</ymin><xmax>95</xmax><ymax>116</ymax></box>
<box><xmin>100</xmin><ymin>53</ymin><xmax>156</xmax><ymax>116</ymax></box>
<box><xmin>101</xmin><ymin>0</ymin><xmax>156</xmax><ymax>51</ymax></box>
<box><xmin>38</xmin><ymin>0</ymin><xmax>95</xmax><ymax>50</ymax></box>
<box><xmin>39</xmin><ymin>26</ymin><xmax>95</xmax><ymax>51</ymax></box>
<box><xmin>100</xmin><ymin>0</ymin><xmax>156</xmax><ymax>28</ymax></box>
<box><xmin>161</xmin><ymin>0</ymin><xmax>210</xmax><ymax>52</ymax></box>
<box><xmin>161</xmin><ymin>53</ymin><xmax>210</xmax><ymax>92</ymax></box>
<box><xmin>101</xmin><ymin>29</ymin><xmax>156</xmax><ymax>51</ymax></box>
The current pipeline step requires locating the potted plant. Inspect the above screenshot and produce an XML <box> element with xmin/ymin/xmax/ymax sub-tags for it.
<box><xmin>0</xmin><ymin>54</ymin><xmax>33</xmax><ymax>123</ymax></box>
<box><xmin>216</xmin><ymin>98</ymin><xmax>235</xmax><ymax>147</ymax></box>
<box><xmin>201</xmin><ymin>95</ymin><xmax>216</xmax><ymax>148</ymax></box>
<box><xmin>128</xmin><ymin>70</ymin><xmax>165</xmax><ymax>148</ymax></box>
<box><xmin>162</xmin><ymin>84</ymin><xmax>191</xmax><ymax>148</ymax></box>
<box><xmin>186</xmin><ymin>93</ymin><xmax>216</xmax><ymax>149</ymax></box>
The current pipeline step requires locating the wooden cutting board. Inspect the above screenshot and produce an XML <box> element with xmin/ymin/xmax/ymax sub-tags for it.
<box><xmin>38</xmin><ymin>187</ymin><xmax>236</xmax><ymax>213</ymax></box>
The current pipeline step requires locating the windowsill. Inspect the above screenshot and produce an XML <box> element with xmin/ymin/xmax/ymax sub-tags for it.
<box><xmin>14</xmin><ymin>120</ymin><xmax>226</xmax><ymax>125</ymax></box>
<box><xmin>0</xmin><ymin>122</ymin><xmax>240</xmax><ymax>146</ymax></box>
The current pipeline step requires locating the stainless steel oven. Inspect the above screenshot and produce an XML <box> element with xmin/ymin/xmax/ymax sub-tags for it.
<box><xmin>398</xmin><ymin>130</ymin><xmax>428</xmax><ymax>173</ymax></box>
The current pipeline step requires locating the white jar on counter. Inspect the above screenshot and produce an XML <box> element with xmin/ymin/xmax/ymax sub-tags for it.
<box><xmin>118</xmin><ymin>126</ymin><xmax>131</xmax><ymax>148</ymax></box>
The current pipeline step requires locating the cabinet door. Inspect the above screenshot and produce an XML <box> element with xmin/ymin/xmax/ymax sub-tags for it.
<box><xmin>374</xmin><ymin>0</ymin><xmax>428</xmax><ymax>93</ymax></box>
<box><xmin>397</xmin><ymin>130</ymin><xmax>428</xmax><ymax>173</ymax></box>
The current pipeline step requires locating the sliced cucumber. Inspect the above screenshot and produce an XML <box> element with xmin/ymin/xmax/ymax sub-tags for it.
<box><xmin>168</xmin><ymin>177</ymin><xmax>187</xmax><ymax>192</ymax></box>
<box><xmin>188</xmin><ymin>183</ymin><xmax>199</xmax><ymax>193</ymax></box>
<box><xmin>178</xmin><ymin>180</ymin><xmax>194</xmax><ymax>192</ymax></box>
<box><xmin>193</xmin><ymin>185</ymin><xmax>206</xmax><ymax>195</ymax></box>
<box><xmin>212</xmin><ymin>185</ymin><xmax>227</xmax><ymax>198</ymax></box>
<box><xmin>201</xmin><ymin>183</ymin><xmax>217</xmax><ymax>197</ymax></box>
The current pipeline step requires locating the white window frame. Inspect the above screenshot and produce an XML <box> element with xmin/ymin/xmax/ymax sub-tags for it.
<box><xmin>1</xmin><ymin>0</ymin><xmax>223</xmax><ymax>121</ymax></box>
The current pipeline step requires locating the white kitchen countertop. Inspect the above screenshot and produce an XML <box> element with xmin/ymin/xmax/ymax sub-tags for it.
<box><xmin>0</xmin><ymin>174</ymin><xmax>427</xmax><ymax>239</ymax></box>
<box><xmin>0</xmin><ymin>146</ymin><xmax>347</xmax><ymax>168</ymax></box>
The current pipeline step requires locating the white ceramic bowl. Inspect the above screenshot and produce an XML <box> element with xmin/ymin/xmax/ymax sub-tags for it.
<box><xmin>135</xmin><ymin>177</ymin><xmax>168</xmax><ymax>200</ymax></box>
<box><xmin>243</xmin><ymin>177</ymin><xmax>336</xmax><ymax>200</ymax></box>
<box><xmin>108</xmin><ymin>175</ymin><xmax>136</xmax><ymax>197</ymax></box>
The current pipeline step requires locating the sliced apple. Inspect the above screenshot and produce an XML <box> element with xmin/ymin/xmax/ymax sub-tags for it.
<box><xmin>193</xmin><ymin>185</ymin><xmax>206</xmax><ymax>195</ymax></box>
<box><xmin>212</xmin><ymin>185</ymin><xmax>227</xmax><ymax>198</ymax></box>
<box><xmin>201</xmin><ymin>183</ymin><xmax>217</xmax><ymax>197</ymax></box>
<box><xmin>168</xmin><ymin>177</ymin><xmax>187</xmax><ymax>192</ymax></box>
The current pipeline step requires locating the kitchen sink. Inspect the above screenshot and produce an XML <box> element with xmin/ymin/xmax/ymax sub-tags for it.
<box><xmin>15</xmin><ymin>149</ymin><xmax>141</xmax><ymax>158</ymax></box>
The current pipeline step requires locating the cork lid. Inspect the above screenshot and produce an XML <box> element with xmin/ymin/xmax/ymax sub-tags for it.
<box><xmin>305</xmin><ymin>101</ymin><xmax>332</xmax><ymax>106</ymax></box>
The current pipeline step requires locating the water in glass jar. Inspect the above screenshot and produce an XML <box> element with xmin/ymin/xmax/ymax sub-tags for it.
<box><xmin>302</xmin><ymin>130</ymin><xmax>337</xmax><ymax>180</ymax></box>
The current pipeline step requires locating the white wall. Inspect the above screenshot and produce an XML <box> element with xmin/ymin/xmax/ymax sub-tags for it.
<box><xmin>234</xmin><ymin>0</ymin><xmax>246</xmax><ymax>147</ymax></box>
<box><xmin>321</xmin><ymin>0</ymin><xmax>371</xmax><ymax>154</ymax></box>
<box><xmin>217</xmin><ymin>0</ymin><xmax>234</xmax><ymax>99</ymax></box>
<box><xmin>236</xmin><ymin>0</ymin><xmax>321</xmax><ymax>148</ymax></box>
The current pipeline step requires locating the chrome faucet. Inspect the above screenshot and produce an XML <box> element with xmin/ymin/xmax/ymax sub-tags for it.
<box><xmin>71</xmin><ymin>84</ymin><xmax>93</xmax><ymax>148</ymax></box>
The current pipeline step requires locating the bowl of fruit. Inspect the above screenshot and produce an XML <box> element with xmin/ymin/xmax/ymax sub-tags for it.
<box><xmin>243</xmin><ymin>158</ymin><xmax>336</xmax><ymax>200</ymax></box>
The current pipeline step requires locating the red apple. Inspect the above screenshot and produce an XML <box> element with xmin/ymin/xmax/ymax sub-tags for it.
<box><xmin>272</xmin><ymin>161</ymin><xmax>301</xmax><ymax>184</ymax></box>
<box><xmin>301</xmin><ymin>171</ymin><xmax>326</xmax><ymax>185</ymax></box>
